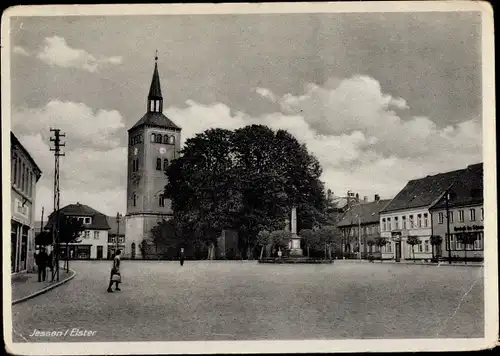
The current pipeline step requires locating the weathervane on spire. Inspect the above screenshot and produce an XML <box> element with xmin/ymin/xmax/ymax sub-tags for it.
<box><xmin>155</xmin><ymin>49</ymin><xmax>158</xmax><ymax>62</ymax></box>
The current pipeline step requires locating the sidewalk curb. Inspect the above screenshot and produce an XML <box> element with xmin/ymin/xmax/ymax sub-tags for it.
<box><xmin>336</xmin><ymin>260</ymin><xmax>484</xmax><ymax>267</ymax></box>
<box><xmin>12</xmin><ymin>267</ymin><xmax>76</xmax><ymax>305</ymax></box>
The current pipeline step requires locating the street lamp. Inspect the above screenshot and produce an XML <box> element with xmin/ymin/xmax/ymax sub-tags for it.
<box><xmin>116</xmin><ymin>212</ymin><xmax>122</xmax><ymax>255</ymax></box>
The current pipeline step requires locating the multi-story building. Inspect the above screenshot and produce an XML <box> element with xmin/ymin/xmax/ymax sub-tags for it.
<box><xmin>379</xmin><ymin>164</ymin><xmax>478</xmax><ymax>261</ymax></box>
<box><xmin>429</xmin><ymin>163</ymin><xmax>483</xmax><ymax>261</ymax></box>
<box><xmin>336</xmin><ymin>195</ymin><xmax>390</xmax><ymax>258</ymax></box>
<box><xmin>106</xmin><ymin>215</ymin><xmax>126</xmax><ymax>259</ymax></box>
<box><xmin>125</xmin><ymin>55</ymin><xmax>182</xmax><ymax>259</ymax></box>
<box><xmin>11</xmin><ymin>132</ymin><xmax>42</xmax><ymax>274</ymax></box>
<box><xmin>45</xmin><ymin>203</ymin><xmax>110</xmax><ymax>259</ymax></box>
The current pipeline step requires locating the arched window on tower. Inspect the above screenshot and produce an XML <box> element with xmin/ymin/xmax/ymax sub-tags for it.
<box><xmin>168</xmin><ymin>136</ymin><xmax>175</xmax><ymax>145</ymax></box>
<box><xmin>133</xmin><ymin>193</ymin><xmax>137</xmax><ymax>207</ymax></box>
<box><xmin>155</xmin><ymin>134</ymin><xmax>162</xmax><ymax>144</ymax></box>
<box><xmin>163</xmin><ymin>135</ymin><xmax>169</xmax><ymax>144</ymax></box>
<box><xmin>159</xmin><ymin>195</ymin><xmax>165</xmax><ymax>207</ymax></box>
<box><xmin>151</xmin><ymin>133</ymin><xmax>156</xmax><ymax>143</ymax></box>
<box><xmin>156</xmin><ymin>158</ymin><xmax>162</xmax><ymax>170</ymax></box>
<box><xmin>163</xmin><ymin>159</ymin><xmax>169</xmax><ymax>171</ymax></box>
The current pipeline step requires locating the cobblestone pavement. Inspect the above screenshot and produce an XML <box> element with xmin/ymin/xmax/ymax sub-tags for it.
<box><xmin>11</xmin><ymin>261</ymin><xmax>483</xmax><ymax>342</ymax></box>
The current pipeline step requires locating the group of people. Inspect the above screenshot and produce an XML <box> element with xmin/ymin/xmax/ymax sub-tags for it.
<box><xmin>34</xmin><ymin>247</ymin><xmax>54</xmax><ymax>282</ymax></box>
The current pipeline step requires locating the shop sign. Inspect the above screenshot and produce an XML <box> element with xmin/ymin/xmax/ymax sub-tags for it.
<box><xmin>454</xmin><ymin>225</ymin><xmax>484</xmax><ymax>232</ymax></box>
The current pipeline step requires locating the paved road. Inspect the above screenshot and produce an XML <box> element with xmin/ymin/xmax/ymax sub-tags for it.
<box><xmin>11</xmin><ymin>261</ymin><xmax>483</xmax><ymax>342</ymax></box>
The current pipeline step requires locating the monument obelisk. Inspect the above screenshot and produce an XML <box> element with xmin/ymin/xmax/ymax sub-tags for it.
<box><xmin>289</xmin><ymin>207</ymin><xmax>303</xmax><ymax>257</ymax></box>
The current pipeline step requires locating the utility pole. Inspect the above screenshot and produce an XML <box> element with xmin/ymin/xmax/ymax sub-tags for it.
<box><xmin>445</xmin><ymin>188</ymin><xmax>452</xmax><ymax>265</ymax></box>
<box><xmin>50</xmin><ymin>128</ymin><xmax>65</xmax><ymax>281</ymax></box>
<box><xmin>116</xmin><ymin>212</ymin><xmax>122</xmax><ymax>254</ymax></box>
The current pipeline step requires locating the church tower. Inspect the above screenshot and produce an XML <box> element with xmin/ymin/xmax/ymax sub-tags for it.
<box><xmin>125</xmin><ymin>54</ymin><xmax>181</xmax><ymax>259</ymax></box>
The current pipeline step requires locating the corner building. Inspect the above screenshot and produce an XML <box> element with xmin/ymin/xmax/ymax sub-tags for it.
<box><xmin>125</xmin><ymin>57</ymin><xmax>181</xmax><ymax>259</ymax></box>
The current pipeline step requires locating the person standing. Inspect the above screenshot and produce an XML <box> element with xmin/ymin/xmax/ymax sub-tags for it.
<box><xmin>36</xmin><ymin>247</ymin><xmax>48</xmax><ymax>282</ymax></box>
<box><xmin>179</xmin><ymin>247</ymin><xmax>185</xmax><ymax>266</ymax></box>
<box><xmin>107</xmin><ymin>249</ymin><xmax>122</xmax><ymax>292</ymax></box>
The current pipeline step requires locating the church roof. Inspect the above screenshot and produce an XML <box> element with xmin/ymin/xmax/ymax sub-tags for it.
<box><xmin>129</xmin><ymin>112</ymin><xmax>181</xmax><ymax>132</ymax></box>
<box><xmin>148</xmin><ymin>62</ymin><xmax>162</xmax><ymax>99</ymax></box>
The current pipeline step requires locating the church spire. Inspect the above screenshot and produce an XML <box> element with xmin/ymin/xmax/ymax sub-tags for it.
<box><xmin>147</xmin><ymin>50</ymin><xmax>163</xmax><ymax>113</ymax></box>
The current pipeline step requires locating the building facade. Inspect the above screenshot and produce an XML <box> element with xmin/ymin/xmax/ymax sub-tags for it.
<box><xmin>11</xmin><ymin>132</ymin><xmax>42</xmax><ymax>274</ymax></box>
<box><xmin>46</xmin><ymin>203</ymin><xmax>110</xmax><ymax>260</ymax></box>
<box><xmin>337</xmin><ymin>195</ymin><xmax>390</xmax><ymax>258</ymax></box>
<box><xmin>429</xmin><ymin>163</ymin><xmax>483</xmax><ymax>261</ymax></box>
<box><xmin>125</xmin><ymin>56</ymin><xmax>182</xmax><ymax>259</ymax></box>
<box><xmin>380</xmin><ymin>164</ymin><xmax>480</xmax><ymax>261</ymax></box>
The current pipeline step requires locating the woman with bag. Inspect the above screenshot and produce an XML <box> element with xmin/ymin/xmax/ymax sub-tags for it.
<box><xmin>107</xmin><ymin>249</ymin><xmax>122</xmax><ymax>293</ymax></box>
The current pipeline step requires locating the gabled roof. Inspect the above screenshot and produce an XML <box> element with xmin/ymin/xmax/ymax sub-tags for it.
<box><xmin>380</xmin><ymin>164</ymin><xmax>481</xmax><ymax>213</ymax></box>
<box><xmin>45</xmin><ymin>203</ymin><xmax>110</xmax><ymax>230</ymax></box>
<box><xmin>11</xmin><ymin>132</ymin><xmax>42</xmax><ymax>179</ymax></box>
<box><xmin>129</xmin><ymin>112</ymin><xmax>180</xmax><ymax>132</ymax></box>
<box><xmin>337</xmin><ymin>199</ymin><xmax>392</xmax><ymax>227</ymax></box>
<box><xmin>430</xmin><ymin>163</ymin><xmax>483</xmax><ymax>210</ymax></box>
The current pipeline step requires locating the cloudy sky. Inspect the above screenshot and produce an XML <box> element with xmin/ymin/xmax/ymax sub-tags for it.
<box><xmin>9</xmin><ymin>11</ymin><xmax>483</xmax><ymax>218</ymax></box>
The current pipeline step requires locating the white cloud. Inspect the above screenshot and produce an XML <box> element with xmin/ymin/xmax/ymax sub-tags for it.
<box><xmin>36</xmin><ymin>36</ymin><xmax>123</xmax><ymax>72</ymax></box>
<box><xmin>13</xmin><ymin>101</ymin><xmax>128</xmax><ymax>217</ymax></box>
<box><xmin>169</xmin><ymin>75</ymin><xmax>482</xmax><ymax>201</ymax></box>
<box><xmin>15</xmin><ymin>74</ymin><xmax>481</xmax><ymax>220</ymax></box>
<box><xmin>12</xmin><ymin>100</ymin><xmax>126</xmax><ymax>150</ymax></box>
<box><xmin>13</xmin><ymin>46</ymin><xmax>29</xmax><ymax>56</ymax></box>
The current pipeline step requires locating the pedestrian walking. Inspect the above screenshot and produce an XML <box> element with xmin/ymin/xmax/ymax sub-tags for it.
<box><xmin>36</xmin><ymin>247</ymin><xmax>48</xmax><ymax>282</ymax></box>
<box><xmin>107</xmin><ymin>249</ymin><xmax>122</xmax><ymax>293</ymax></box>
<box><xmin>179</xmin><ymin>247</ymin><xmax>185</xmax><ymax>266</ymax></box>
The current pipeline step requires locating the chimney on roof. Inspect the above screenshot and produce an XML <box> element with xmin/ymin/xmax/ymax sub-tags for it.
<box><xmin>374</xmin><ymin>194</ymin><xmax>380</xmax><ymax>201</ymax></box>
<box><xmin>363</xmin><ymin>196</ymin><xmax>368</xmax><ymax>202</ymax></box>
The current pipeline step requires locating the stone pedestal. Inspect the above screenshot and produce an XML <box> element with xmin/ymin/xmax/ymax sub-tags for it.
<box><xmin>289</xmin><ymin>233</ymin><xmax>303</xmax><ymax>257</ymax></box>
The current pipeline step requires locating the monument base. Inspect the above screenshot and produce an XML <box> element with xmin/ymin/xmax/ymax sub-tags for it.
<box><xmin>289</xmin><ymin>248</ymin><xmax>304</xmax><ymax>257</ymax></box>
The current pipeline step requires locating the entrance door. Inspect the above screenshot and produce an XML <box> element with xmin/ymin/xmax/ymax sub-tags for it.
<box><xmin>395</xmin><ymin>242</ymin><xmax>401</xmax><ymax>262</ymax></box>
<box><xmin>97</xmin><ymin>246</ymin><xmax>103</xmax><ymax>260</ymax></box>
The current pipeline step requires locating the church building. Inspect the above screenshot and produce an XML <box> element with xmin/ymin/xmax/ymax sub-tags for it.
<box><xmin>124</xmin><ymin>55</ymin><xmax>181</xmax><ymax>259</ymax></box>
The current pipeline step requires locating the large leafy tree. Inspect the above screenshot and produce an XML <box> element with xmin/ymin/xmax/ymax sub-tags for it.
<box><xmin>165</xmin><ymin>125</ymin><xmax>326</xmax><ymax>259</ymax></box>
<box><xmin>150</xmin><ymin>219</ymin><xmax>183</xmax><ymax>257</ymax></box>
<box><xmin>165</xmin><ymin>128</ymin><xmax>241</xmax><ymax>258</ymax></box>
<box><xmin>406</xmin><ymin>236</ymin><xmax>421</xmax><ymax>262</ymax></box>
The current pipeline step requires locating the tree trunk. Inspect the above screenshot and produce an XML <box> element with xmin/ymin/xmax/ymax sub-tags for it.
<box><xmin>259</xmin><ymin>246</ymin><xmax>264</xmax><ymax>260</ymax></box>
<box><xmin>324</xmin><ymin>243</ymin><xmax>327</xmax><ymax>260</ymax></box>
<box><xmin>307</xmin><ymin>246</ymin><xmax>310</xmax><ymax>257</ymax></box>
<box><xmin>431</xmin><ymin>243</ymin><xmax>435</xmax><ymax>261</ymax></box>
